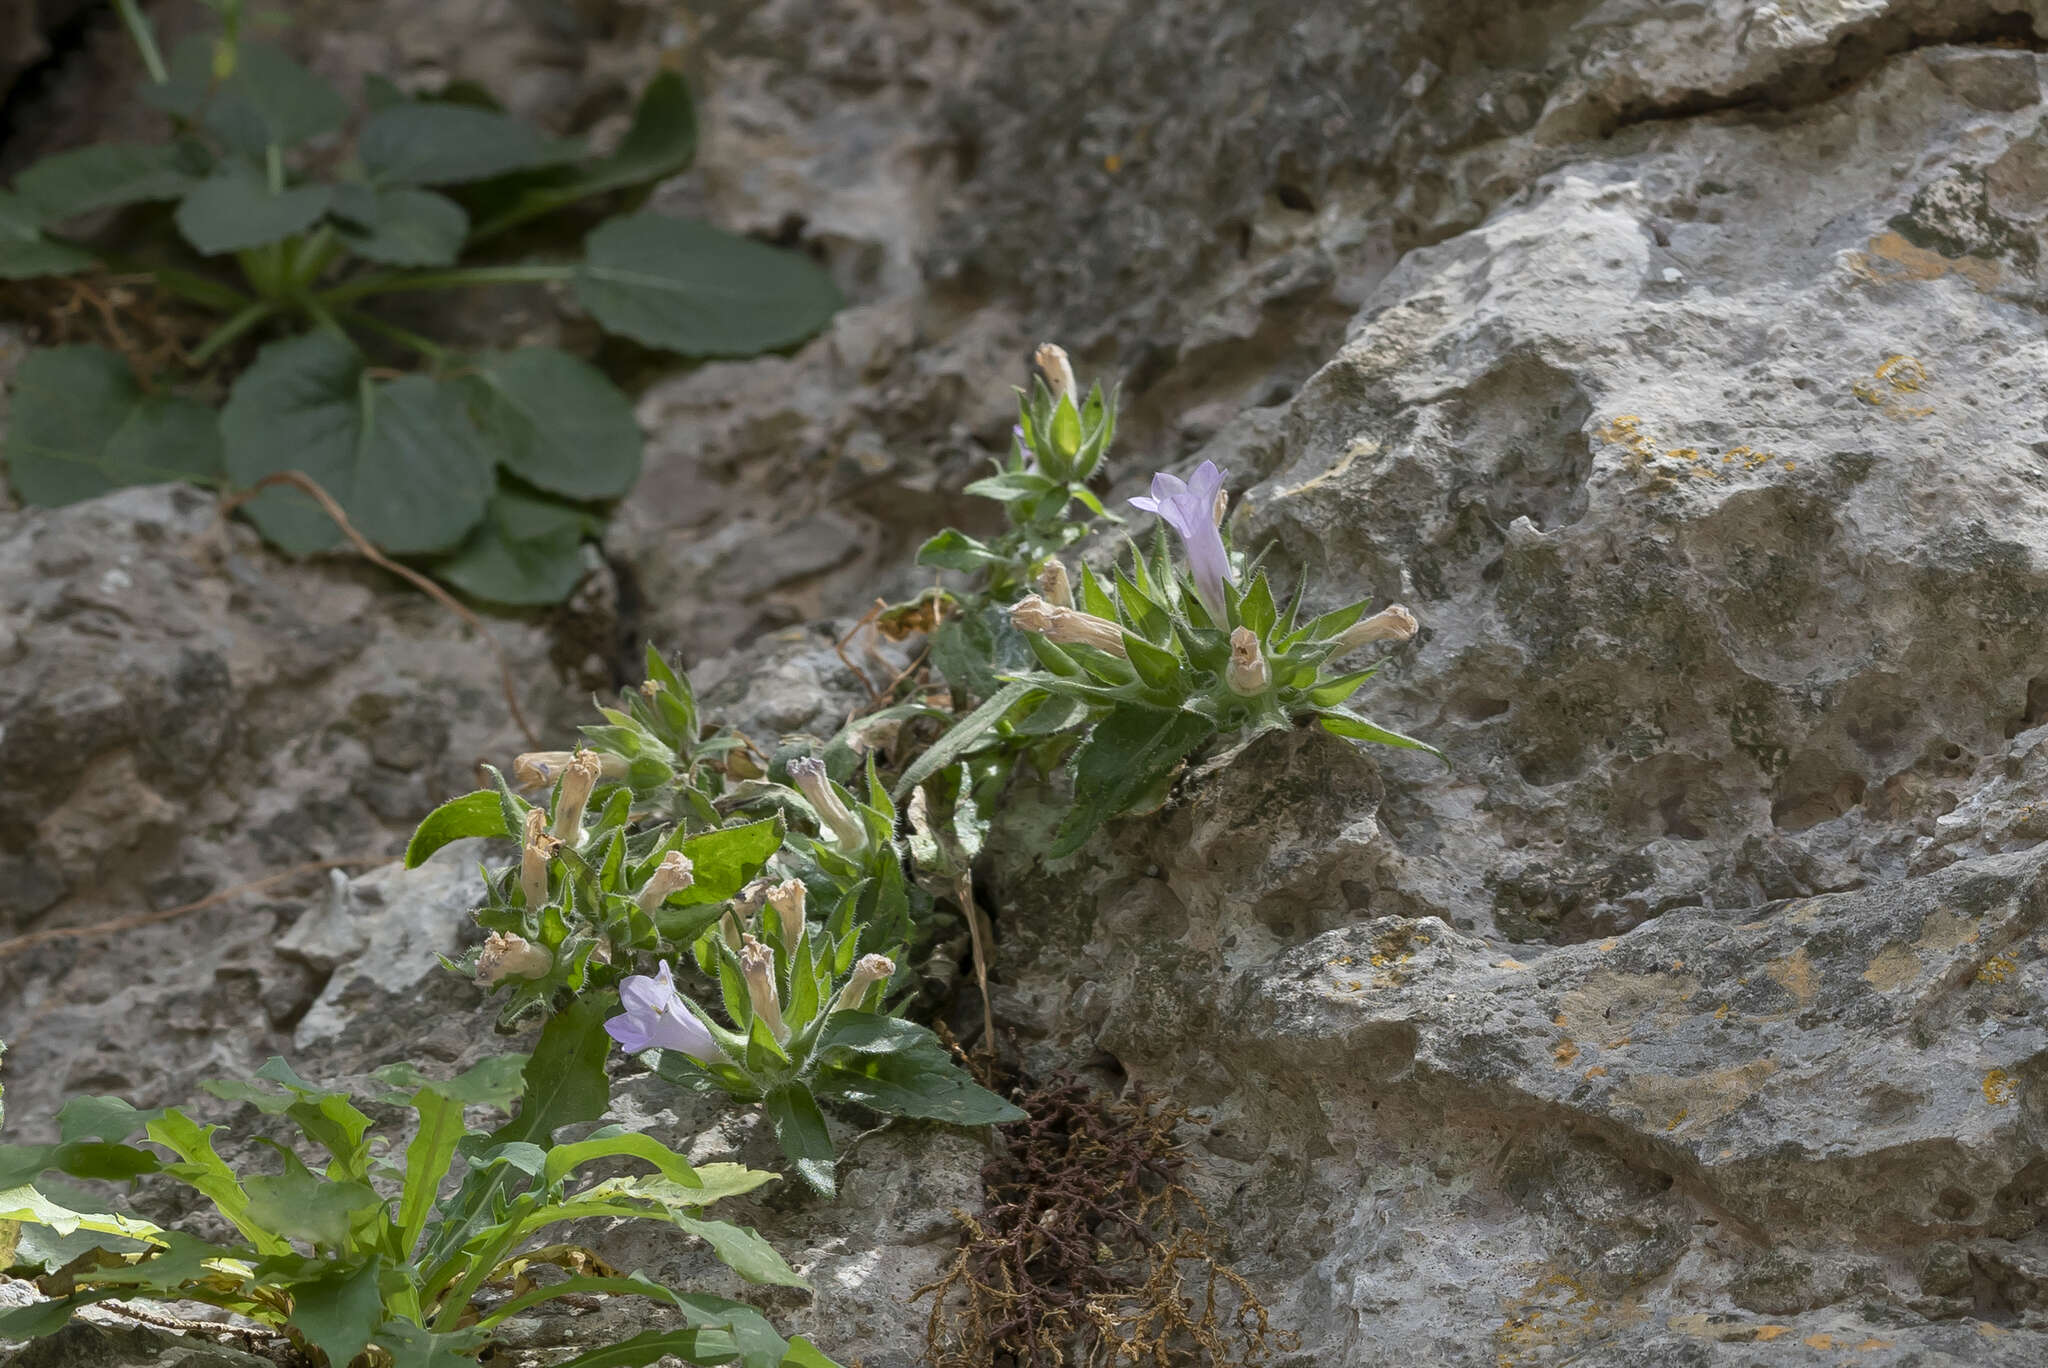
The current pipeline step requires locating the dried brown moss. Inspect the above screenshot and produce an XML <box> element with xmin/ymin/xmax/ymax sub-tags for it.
<box><xmin>916</xmin><ymin>1071</ymin><xmax>1297</xmax><ymax>1368</ymax></box>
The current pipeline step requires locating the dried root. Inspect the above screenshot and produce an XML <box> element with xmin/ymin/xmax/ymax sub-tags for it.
<box><xmin>916</xmin><ymin>1072</ymin><xmax>1298</xmax><ymax>1368</ymax></box>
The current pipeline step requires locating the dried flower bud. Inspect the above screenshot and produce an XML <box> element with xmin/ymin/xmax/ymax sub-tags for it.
<box><xmin>790</xmin><ymin>757</ymin><xmax>868</xmax><ymax>853</ymax></box>
<box><xmin>1226</xmin><ymin>626</ymin><xmax>1269</xmax><ymax>695</ymax></box>
<box><xmin>766</xmin><ymin>878</ymin><xmax>807</xmax><ymax>948</ymax></box>
<box><xmin>1329</xmin><ymin>604</ymin><xmax>1419</xmax><ymax>656</ymax></box>
<box><xmin>1034</xmin><ymin>343</ymin><xmax>1077</xmax><ymax>405</ymax></box>
<box><xmin>1009</xmin><ymin>594</ymin><xmax>1128</xmax><ymax>658</ymax></box>
<box><xmin>740</xmin><ymin>934</ymin><xmax>788</xmax><ymax>1042</ymax></box>
<box><xmin>551</xmin><ymin>748</ymin><xmax>603</xmax><ymax>845</ymax></box>
<box><xmin>636</xmin><ymin>849</ymin><xmax>695</xmax><ymax>914</ymax></box>
<box><xmin>720</xmin><ymin>910</ymin><xmax>744</xmax><ymax>952</ymax></box>
<box><xmin>1212</xmin><ymin>484</ymin><xmax>1229</xmax><ymax>528</ymax></box>
<box><xmin>476</xmin><ymin>931</ymin><xmax>552</xmax><ymax>987</ymax></box>
<box><xmin>1035</xmin><ymin>558</ymin><xmax>1074</xmax><ymax>609</ymax></box>
<box><xmin>515</xmin><ymin>749</ymin><xmax>627</xmax><ymax>790</ymax></box>
<box><xmin>520</xmin><ymin>807</ymin><xmax>558</xmax><ymax>908</ymax></box>
<box><xmin>834</xmin><ymin>953</ymin><xmax>896</xmax><ymax>1013</ymax></box>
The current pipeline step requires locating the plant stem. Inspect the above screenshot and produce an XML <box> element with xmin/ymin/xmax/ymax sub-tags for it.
<box><xmin>338</xmin><ymin>308</ymin><xmax>450</xmax><ymax>363</ymax></box>
<box><xmin>113</xmin><ymin>0</ymin><xmax>168</xmax><ymax>84</ymax></box>
<box><xmin>316</xmin><ymin>263</ymin><xmax>576</xmax><ymax>307</ymax></box>
<box><xmin>94</xmin><ymin>255</ymin><xmax>253</xmax><ymax>313</ymax></box>
<box><xmin>189</xmin><ymin>300</ymin><xmax>278</xmax><ymax>365</ymax></box>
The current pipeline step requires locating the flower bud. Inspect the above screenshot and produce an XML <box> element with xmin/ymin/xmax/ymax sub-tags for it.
<box><xmin>1329</xmin><ymin>604</ymin><xmax>1419</xmax><ymax>656</ymax></box>
<box><xmin>790</xmin><ymin>757</ymin><xmax>868</xmax><ymax>853</ymax></box>
<box><xmin>766</xmin><ymin>878</ymin><xmax>807</xmax><ymax>948</ymax></box>
<box><xmin>833</xmin><ymin>954</ymin><xmax>896</xmax><ymax>1013</ymax></box>
<box><xmin>1034</xmin><ymin>558</ymin><xmax>1074</xmax><ymax>609</ymax></box>
<box><xmin>515</xmin><ymin>749</ymin><xmax>627</xmax><ymax>790</ymax></box>
<box><xmin>1226</xmin><ymin>626</ymin><xmax>1269</xmax><ymax>695</ymax></box>
<box><xmin>636</xmin><ymin>849</ymin><xmax>694</xmax><ymax>914</ymax></box>
<box><xmin>1034</xmin><ymin>343</ymin><xmax>1077</xmax><ymax>405</ymax></box>
<box><xmin>550</xmin><ymin>748</ymin><xmax>603</xmax><ymax>845</ymax></box>
<box><xmin>1010</xmin><ymin>594</ymin><xmax>1128</xmax><ymax>658</ymax></box>
<box><xmin>720</xmin><ymin>910</ymin><xmax>744</xmax><ymax>952</ymax></box>
<box><xmin>475</xmin><ymin>931</ymin><xmax>552</xmax><ymax>987</ymax></box>
<box><xmin>1212</xmin><ymin>485</ymin><xmax>1229</xmax><ymax>528</ymax></box>
<box><xmin>520</xmin><ymin>807</ymin><xmax>558</xmax><ymax>909</ymax></box>
<box><xmin>740</xmin><ymin>934</ymin><xmax>788</xmax><ymax>1042</ymax></box>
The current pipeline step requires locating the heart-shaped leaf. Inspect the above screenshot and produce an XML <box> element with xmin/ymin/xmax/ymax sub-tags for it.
<box><xmin>221</xmin><ymin>332</ymin><xmax>494</xmax><ymax>555</ymax></box>
<box><xmin>330</xmin><ymin>184</ymin><xmax>467</xmax><ymax>266</ymax></box>
<box><xmin>360</xmin><ymin>102</ymin><xmax>580</xmax><ymax>187</ymax></box>
<box><xmin>5</xmin><ymin>346</ymin><xmax>222</xmax><ymax>506</ymax></box>
<box><xmin>574</xmin><ymin>214</ymin><xmax>841</xmax><ymax>357</ymax></box>
<box><xmin>431</xmin><ymin>490</ymin><xmax>595</xmax><ymax>606</ymax></box>
<box><xmin>0</xmin><ymin>192</ymin><xmax>94</xmax><ymax>278</ymax></box>
<box><xmin>175</xmin><ymin>164</ymin><xmax>331</xmax><ymax>254</ymax></box>
<box><xmin>461</xmin><ymin>347</ymin><xmax>642</xmax><ymax>498</ymax></box>
<box><xmin>14</xmin><ymin>143</ymin><xmax>198</xmax><ymax>221</ymax></box>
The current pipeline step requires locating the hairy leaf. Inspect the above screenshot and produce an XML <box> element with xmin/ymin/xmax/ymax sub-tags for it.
<box><xmin>222</xmin><ymin>332</ymin><xmax>494</xmax><ymax>555</ymax></box>
<box><xmin>5</xmin><ymin>346</ymin><xmax>222</xmax><ymax>507</ymax></box>
<box><xmin>575</xmin><ymin>214</ymin><xmax>840</xmax><ymax>357</ymax></box>
<box><xmin>287</xmin><ymin>1257</ymin><xmax>385</xmax><ymax>1368</ymax></box>
<box><xmin>405</xmin><ymin>791</ymin><xmax>510</xmax><ymax>868</ymax></box>
<box><xmin>1049</xmin><ymin>706</ymin><xmax>1211</xmax><ymax>858</ymax></box>
<box><xmin>761</xmin><ymin>1086</ymin><xmax>834</xmax><ymax>1198</ymax></box>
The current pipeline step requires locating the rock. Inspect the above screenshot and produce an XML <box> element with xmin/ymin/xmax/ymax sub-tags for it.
<box><xmin>0</xmin><ymin>1323</ymin><xmax>273</xmax><ymax>1368</ymax></box>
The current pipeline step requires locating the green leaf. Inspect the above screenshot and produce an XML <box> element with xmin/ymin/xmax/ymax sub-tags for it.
<box><xmin>892</xmin><ymin>681</ymin><xmax>1034</xmax><ymax>801</ymax></box>
<box><xmin>762</xmin><ymin>1085</ymin><xmax>835</xmax><ymax>1198</ymax></box>
<box><xmin>221</xmin><ymin>332</ymin><xmax>495</xmax><ymax>555</ymax></box>
<box><xmin>360</xmin><ymin>103</ymin><xmax>581</xmax><ymax>186</ymax></box>
<box><xmin>815</xmin><ymin>1054</ymin><xmax>1024</xmax><ymax>1126</ymax></box>
<box><xmin>57</xmin><ymin>1096</ymin><xmax>160</xmax><ymax>1143</ymax></box>
<box><xmin>203</xmin><ymin>43</ymin><xmax>349</xmax><ymax>155</ymax></box>
<box><xmin>395</xmin><ymin>1090</ymin><xmax>465</xmax><ymax>1255</ymax></box>
<box><xmin>1048</xmin><ymin>394</ymin><xmax>1082</xmax><ymax>461</ymax></box>
<box><xmin>781</xmin><ymin>1338</ymin><xmax>846</xmax><ymax>1368</ymax></box>
<box><xmin>1315</xmin><ymin>709</ymin><xmax>1447</xmax><ymax>762</ymax></box>
<box><xmin>175</xmin><ymin>165</ymin><xmax>332</xmax><ymax>254</ymax></box>
<box><xmin>14</xmin><ymin>144</ymin><xmax>196</xmax><ymax>220</ymax></box>
<box><xmin>542</xmin><ymin>1132</ymin><xmax>700</xmax><ymax>1191</ymax></box>
<box><xmin>1305</xmin><ymin>665</ymin><xmax>1380</xmax><ymax>708</ymax></box>
<box><xmin>490</xmin><ymin>996</ymin><xmax>613</xmax><ymax>1147</ymax></box>
<box><xmin>243</xmin><ymin>1167</ymin><xmax>381</xmax><ymax>1249</ymax></box>
<box><xmin>330</xmin><ymin>184</ymin><xmax>468</xmax><ymax>266</ymax></box>
<box><xmin>672</xmin><ymin>1213</ymin><xmax>806</xmax><ymax>1288</ymax></box>
<box><xmin>915</xmin><ymin>528</ymin><xmax>1005</xmax><ymax>573</ymax></box>
<box><xmin>405</xmin><ymin>791</ymin><xmax>508</xmax><ymax>868</ymax></box>
<box><xmin>469</xmin><ymin>72</ymin><xmax>698</xmax><ymax>241</ymax></box>
<box><xmin>1049</xmin><ymin>707</ymin><xmax>1212</xmax><ymax>858</ymax></box>
<box><xmin>650</xmin><ymin>818</ymin><xmax>785</xmax><ymax>931</ymax></box>
<box><xmin>0</xmin><ymin>1289</ymin><xmax>125</xmax><ymax>1340</ymax></box>
<box><xmin>0</xmin><ymin>192</ymin><xmax>94</xmax><ymax>278</ymax></box>
<box><xmin>461</xmin><ymin>348</ymin><xmax>642</xmax><ymax>498</ymax></box>
<box><xmin>575</xmin><ymin>213</ymin><xmax>841</xmax><ymax>357</ymax></box>
<box><xmin>0</xmin><ymin>1142</ymin><xmax>159</xmax><ymax>1192</ymax></box>
<box><xmin>549</xmin><ymin>1329</ymin><xmax>747</xmax><ymax>1368</ymax></box>
<box><xmin>372</xmin><ymin>1319</ymin><xmax>488</xmax><ymax>1368</ymax></box>
<box><xmin>962</xmin><ymin>470</ymin><xmax>1059</xmax><ymax>503</ymax></box>
<box><xmin>286</xmin><ymin>1257</ymin><xmax>384</xmax><ymax>1368</ymax></box>
<box><xmin>1239</xmin><ymin>571</ymin><xmax>1277</xmax><ymax>639</ymax></box>
<box><xmin>145</xmin><ymin>1111</ymin><xmax>288</xmax><ymax>1254</ymax></box>
<box><xmin>373</xmin><ymin>1054</ymin><xmax>528</xmax><ymax>1109</ymax></box>
<box><xmin>1120</xmin><ymin>630</ymin><xmax>1182</xmax><ymax>692</ymax></box>
<box><xmin>431</xmin><ymin>490</ymin><xmax>593</xmax><ymax>607</ymax></box>
<box><xmin>5</xmin><ymin>346</ymin><xmax>223</xmax><ymax>507</ymax></box>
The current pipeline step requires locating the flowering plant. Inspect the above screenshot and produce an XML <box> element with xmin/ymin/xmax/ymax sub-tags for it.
<box><xmin>0</xmin><ymin>1026</ymin><xmax>835</xmax><ymax>1368</ymax></box>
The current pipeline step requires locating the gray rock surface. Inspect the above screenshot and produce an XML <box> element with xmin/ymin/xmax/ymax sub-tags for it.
<box><xmin>11</xmin><ymin>0</ymin><xmax>2048</xmax><ymax>1366</ymax></box>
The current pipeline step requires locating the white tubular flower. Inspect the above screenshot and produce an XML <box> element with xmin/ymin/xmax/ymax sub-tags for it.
<box><xmin>475</xmin><ymin>931</ymin><xmax>552</xmax><ymax>987</ymax></box>
<box><xmin>833</xmin><ymin>954</ymin><xmax>897</xmax><ymax>1013</ymax></box>
<box><xmin>515</xmin><ymin>749</ymin><xmax>626</xmax><ymax>790</ymax></box>
<box><xmin>739</xmin><ymin>935</ymin><xmax>788</xmax><ymax>1042</ymax></box>
<box><xmin>1329</xmin><ymin>604</ymin><xmax>1420</xmax><ymax>657</ymax></box>
<box><xmin>1010</xmin><ymin>594</ymin><xmax>1128</xmax><ymax>658</ymax></box>
<box><xmin>1035</xmin><ymin>558</ymin><xmax>1074</xmax><ymax>609</ymax></box>
<box><xmin>636</xmin><ymin>850</ymin><xmax>694</xmax><ymax>914</ymax></box>
<box><xmin>1226</xmin><ymin>626</ymin><xmax>1269</xmax><ymax>695</ymax></box>
<box><xmin>550</xmin><ymin>748</ymin><xmax>603</xmax><ymax>845</ymax></box>
<box><xmin>790</xmin><ymin>757</ymin><xmax>868</xmax><ymax>852</ymax></box>
<box><xmin>520</xmin><ymin>807</ymin><xmax>558</xmax><ymax>908</ymax></box>
<box><xmin>1034</xmin><ymin>343</ymin><xmax>1077</xmax><ymax>405</ymax></box>
<box><xmin>766</xmin><ymin>878</ymin><xmax>807</xmax><ymax>948</ymax></box>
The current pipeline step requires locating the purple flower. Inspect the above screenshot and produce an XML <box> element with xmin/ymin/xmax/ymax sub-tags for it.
<box><xmin>605</xmin><ymin>960</ymin><xmax>718</xmax><ymax>1061</ymax></box>
<box><xmin>1130</xmin><ymin>460</ymin><xmax>1234</xmax><ymax>624</ymax></box>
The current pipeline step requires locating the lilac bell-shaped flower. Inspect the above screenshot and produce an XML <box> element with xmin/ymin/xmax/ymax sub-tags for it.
<box><xmin>604</xmin><ymin>960</ymin><xmax>718</xmax><ymax>1061</ymax></box>
<box><xmin>1130</xmin><ymin>460</ymin><xmax>1235</xmax><ymax>624</ymax></box>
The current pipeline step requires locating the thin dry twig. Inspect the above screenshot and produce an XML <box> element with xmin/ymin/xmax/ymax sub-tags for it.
<box><xmin>834</xmin><ymin>598</ymin><xmax>888</xmax><ymax>703</ymax></box>
<box><xmin>216</xmin><ymin>471</ymin><xmax>541</xmax><ymax>748</ymax></box>
<box><xmin>0</xmin><ymin>857</ymin><xmax>384</xmax><ymax>960</ymax></box>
